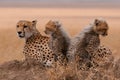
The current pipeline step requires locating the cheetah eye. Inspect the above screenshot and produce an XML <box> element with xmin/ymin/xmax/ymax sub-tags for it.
<box><xmin>95</xmin><ymin>22</ymin><xmax>99</xmax><ymax>26</ymax></box>
<box><xmin>17</xmin><ymin>25</ymin><xmax>19</xmax><ymax>28</ymax></box>
<box><xmin>24</xmin><ymin>25</ymin><xmax>28</xmax><ymax>28</ymax></box>
<box><xmin>102</xmin><ymin>29</ymin><xmax>107</xmax><ymax>31</ymax></box>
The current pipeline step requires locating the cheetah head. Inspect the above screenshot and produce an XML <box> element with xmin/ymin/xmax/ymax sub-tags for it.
<box><xmin>93</xmin><ymin>18</ymin><xmax>109</xmax><ymax>36</ymax></box>
<box><xmin>16</xmin><ymin>20</ymin><xmax>37</xmax><ymax>39</ymax></box>
<box><xmin>44</xmin><ymin>20</ymin><xmax>61</xmax><ymax>35</ymax></box>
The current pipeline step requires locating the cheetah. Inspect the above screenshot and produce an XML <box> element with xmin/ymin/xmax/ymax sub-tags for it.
<box><xmin>93</xmin><ymin>45</ymin><xmax>114</xmax><ymax>68</ymax></box>
<box><xmin>16</xmin><ymin>20</ymin><xmax>55</xmax><ymax>67</ymax></box>
<box><xmin>68</xmin><ymin>18</ymin><xmax>113</xmax><ymax>70</ymax></box>
<box><xmin>44</xmin><ymin>20</ymin><xmax>71</xmax><ymax>65</ymax></box>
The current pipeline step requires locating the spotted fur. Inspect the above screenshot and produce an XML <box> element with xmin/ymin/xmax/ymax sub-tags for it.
<box><xmin>68</xmin><ymin>18</ymin><xmax>113</xmax><ymax>70</ymax></box>
<box><xmin>16</xmin><ymin>20</ymin><xmax>55</xmax><ymax>67</ymax></box>
<box><xmin>44</xmin><ymin>20</ymin><xmax>71</xmax><ymax>65</ymax></box>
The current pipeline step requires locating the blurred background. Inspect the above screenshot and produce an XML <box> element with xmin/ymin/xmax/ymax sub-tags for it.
<box><xmin>0</xmin><ymin>0</ymin><xmax>120</xmax><ymax>64</ymax></box>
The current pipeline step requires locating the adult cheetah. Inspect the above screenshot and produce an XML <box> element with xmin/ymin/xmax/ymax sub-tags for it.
<box><xmin>68</xmin><ymin>18</ymin><xmax>113</xmax><ymax>70</ymax></box>
<box><xmin>44</xmin><ymin>20</ymin><xmax>71</xmax><ymax>65</ymax></box>
<box><xmin>16</xmin><ymin>20</ymin><xmax>55</xmax><ymax>67</ymax></box>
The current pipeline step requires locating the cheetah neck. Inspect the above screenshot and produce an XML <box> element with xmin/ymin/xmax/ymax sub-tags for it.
<box><xmin>52</xmin><ymin>30</ymin><xmax>62</xmax><ymax>38</ymax></box>
<box><xmin>87</xmin><ymin>24</ymin><xmax>99</xmax><ymax>36</ymax></box>
<box><xmin>25</xmin><ymin>30</ymin><xmax>41</xmax><ymax>42</ymax></box>
<box><xmin>89</xmin><ymin>29</ymin><xmax>99</xmax><ymax>36</ymax></box>
<box><xmin>53</xmin><ymin>26</ymin><xmax>68</xmax><ymax>38</ymax></box>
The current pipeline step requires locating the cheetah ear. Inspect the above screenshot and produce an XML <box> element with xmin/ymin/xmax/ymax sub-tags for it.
<box><xmin>32</xmin><ymin>20</ymin><xmax>37</xmax><ymax>27</ymax></box>
<box><xmin>55</xmin><ymin>21</ymin><xmax>61</xmax><ymax>28</ymax></box>
<box><xmin>94</xmin><ymin>19</ymin><xmax>100</xmax><ymax>26</ymax></box>
<box><xmin>48</xmin><ymin>20</ymin><xmax>52</xmax><ymax>23</ymax></box>
<box><xmin>49</xmin><ymin>20</ymin><xmax>52</xmax><ymax>22</ymax></box>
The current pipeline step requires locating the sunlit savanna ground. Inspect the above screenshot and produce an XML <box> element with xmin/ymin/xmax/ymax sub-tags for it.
<box><xmin>0</xmin><ymin>8</ymin><xmax>120</xmax><ymax>64</ymax></box>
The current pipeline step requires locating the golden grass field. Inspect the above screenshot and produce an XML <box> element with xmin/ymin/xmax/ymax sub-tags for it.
<box><xmin>0</xmin><ymin>8</ymin><xmax>120</xmax><ymax>64</ymax></box>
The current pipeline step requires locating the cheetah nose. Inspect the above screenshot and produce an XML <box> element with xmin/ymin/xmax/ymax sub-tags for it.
<box><xmin>18</xmin><ymin>31</ymin><xmax>22</xmax><ymax>34</ymax></box>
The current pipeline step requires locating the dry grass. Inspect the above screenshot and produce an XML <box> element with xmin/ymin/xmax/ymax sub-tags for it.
<box><xmin>0</xmin><ymin>58</ymin><xmax>120</xmax><ymax>80</ymax></box>
<box><xmin>0</xmin><ymin>8</ymin><xmax>120</xmax><ymax>80</ymax></box>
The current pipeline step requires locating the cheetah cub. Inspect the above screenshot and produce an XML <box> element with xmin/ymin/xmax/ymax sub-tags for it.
<box><xmin>69</xmin><ymin>18</ymin><xmax>113</xmax><ymax>70</ymax></box>
<box><xmin>44</xmin><ymin>20</ymin><xmax>70</xmax><ymax>65</ymax></box>
<box><xmin>16</xmin><ymin>20</ymin><xmax>55</xmax><ymax>67</ymax></box>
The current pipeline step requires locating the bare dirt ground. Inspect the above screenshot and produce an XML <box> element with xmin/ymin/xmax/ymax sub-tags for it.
<box><xmin>0</xmin><ymin>8</ymin><xmax>120</xmax><ymax>80</ymax></box>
